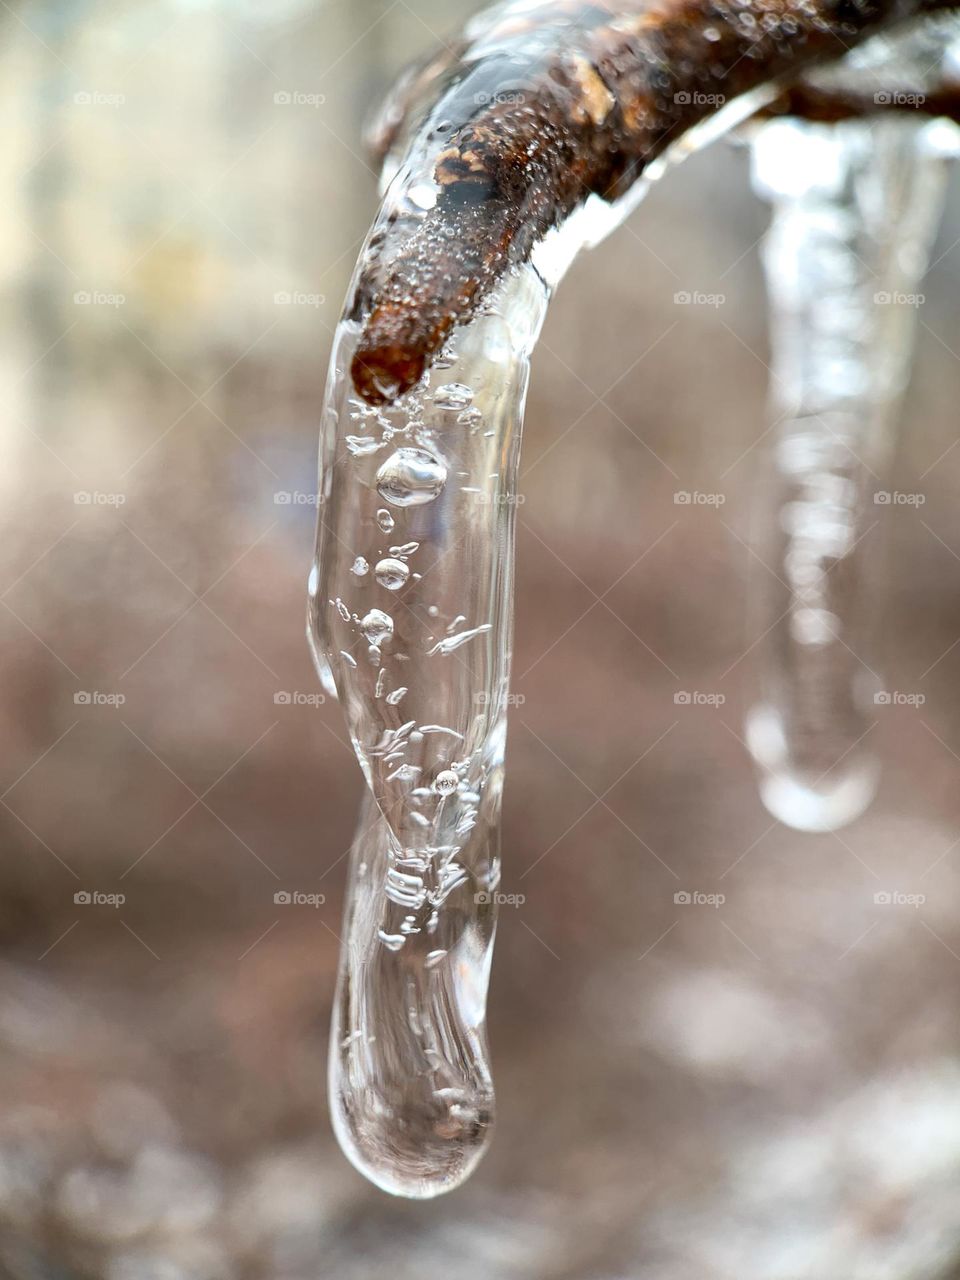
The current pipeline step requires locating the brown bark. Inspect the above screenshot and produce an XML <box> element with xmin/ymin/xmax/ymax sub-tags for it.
<box><xmin>761</xmin><ymin>81</ymin><xmax>960</xmax><ymax>123</ymax></box>
<box><xmin>350</xmin><ymin>0</ymin><xmax>959</xmax><ymax>405</ymax></box>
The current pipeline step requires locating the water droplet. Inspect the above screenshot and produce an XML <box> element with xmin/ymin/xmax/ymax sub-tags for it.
<box><xmin>434</xmin><ymin>770</ymin><xmax>459</xmax><ymax>796</ymax></box>
<box><xmin>376</xmin><ymin>508</ymin><xmax>395</xmax><ymax>533</ymax></box>
<box><xmin>433</xmin><ymin>382</ymin><xmax>474</xmax><ymax>411</ymax></box>
<box><xmin>375</xmin><ymin>558</ymin><xmax>410</xmax><ymax>590</ymax></box>
<box><xmin>385</xmin><ymin>687</ymin><xmax>408</xmax><ymax>706</ymax></box>
<box><xmin>376</xmin><ymin>447</ymin><xmax>447</xmax><ymax>507</ymax></box>
<box><xmin>307</xmin><ymin>564</ymin><xmax>319</xmax><ymax>597</ymax></box>
<box><xmin>351</xmin><ymin>556</ymin><xmax>370</xmax><ymax>576</ymax></box>
<box><xmin>360</xmin><ymin>609</ymin><xmax>394</xmax><ymax>648</ymax></box>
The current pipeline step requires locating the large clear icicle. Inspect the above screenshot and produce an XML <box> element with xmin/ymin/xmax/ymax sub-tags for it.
<box><xmin>304</xmin><ymin>62</ymin><xmax>763</xmax><ymax>1199</ymax></box>
<box><xmin>745</xmin><ymin>114</ymin><xmax>950</xmax><ymax>832</ymax></box>
<box><xmin>308</xmin><ymin>246</ymin><xmax>547</xmax><ymax>1197</ymax></box>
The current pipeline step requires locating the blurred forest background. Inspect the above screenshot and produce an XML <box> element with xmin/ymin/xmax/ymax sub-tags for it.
<box><xmin>1</xmin><ymin>1</ymin><xmax>960</xmax><ymax>1277</ymax></box>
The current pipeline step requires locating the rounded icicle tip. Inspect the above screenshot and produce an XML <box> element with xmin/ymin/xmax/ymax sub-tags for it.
<box><xmin>329</xmin><ymin>1082</ymin><xmax>495</xmax><ymax>1199</ymax></box>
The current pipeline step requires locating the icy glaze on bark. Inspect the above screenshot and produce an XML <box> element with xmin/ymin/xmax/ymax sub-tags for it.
<box><xmin>350</xmin><ymin>0</ymin><xmax>958</xmax><ymax>405</ymax></box>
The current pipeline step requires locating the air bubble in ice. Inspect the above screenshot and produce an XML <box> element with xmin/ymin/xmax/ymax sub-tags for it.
<box><xmin>375</xmin><ymin>557</ymin><xmax>411</xmax><ymax>590</ymax></box>
<box><xmin>376</xmin><ymin>447</ymin><xmax>448</xmax><ymax>507</ymax></box>
<box><xmin>360</xmin><ymin>609</ymin><xmax>394</xmax><ymax>647</ymax></box>
<box><xmin>376</xmin><ymin>508</ymin><xmax>395</xmax><ymax>533</ymax></box>
<box><xmin>434</xmin><ymin>770</ymin><xmax>459</xmax><ymax>796</ymax></box>
<box><xmin>346</xmin><ymin>435</ymin><xmax>383</xmax><ymax>457</ymax></box>
<box><xmin>433</xmin><ymin>383</ymin><xmax>474</xmax><ymax>411</ymax></box>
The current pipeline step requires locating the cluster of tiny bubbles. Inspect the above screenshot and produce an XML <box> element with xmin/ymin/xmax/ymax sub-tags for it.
<box><xmin>374</xmin><ymin>557</ymin><xmax>410</xmax><ymax>590</ymax></box>
<box><xmin>375</xmin><ymin>446</ymin><xmax>448</xmax><ymax>507</ymax></box>
<box><xmin>457</xmin><ymin>406</ymin><xmax>483</xmax><ymax>428</ymax></box>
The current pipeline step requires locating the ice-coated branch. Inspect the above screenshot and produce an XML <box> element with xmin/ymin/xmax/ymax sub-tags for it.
<box><xmin>350</xmin><ymin>0</ymin><xmax>959</xmax><ymax>405</ymax></box>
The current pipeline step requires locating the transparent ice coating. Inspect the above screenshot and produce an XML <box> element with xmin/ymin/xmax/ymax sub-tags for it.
<box><xmin>308</xmin><ymin>261</ymin><xmax>548</xmax><ymax>1197</ymax></box>
<box><xmin>746</xmin><ymin>115</ymin><xmax>949</xmax><ymax>832</ymax></box>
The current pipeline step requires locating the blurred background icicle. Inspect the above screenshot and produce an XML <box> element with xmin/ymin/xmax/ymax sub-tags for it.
<box><xmin>746</xmin><ymin>31</ymin><xmax>960</xmax><ymax>828</ymax></box>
